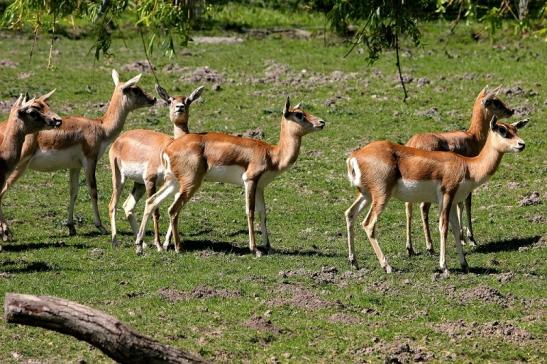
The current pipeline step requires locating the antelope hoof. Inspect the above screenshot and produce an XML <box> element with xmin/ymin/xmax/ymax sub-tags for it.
<box><xmin>96</xmin><ymin>224</ymin><xmax>108</xmax><ymax>235</ymax></box>
<box><xmin>407</xmin><ymin>246</ymin><xmax>417</xmax><ymax>257</ymax></box>
<box><xmin>254</xmin><ymin>249</ymin><xmax>263</xmax><ymax>258</ymax></box>
<box><xmin>461</xmin><ymin>261</ymin><xmax>469</xmax><ymax>274</ymax></box>
<box><xmin>467</xmin><ymin>235</ymin><xmax>477</xmax><ymax>247</ymax></box>
<box><xmin>442</xmin><ymin>268</ymin><xmax>450</xmax><ymax>278</ymax></box>
<box><xmin>135</xmin><ymin>244</ymin><xmax>144</xmax><ymax>255</ymax></box>
<box><xmin>67</xmin><ymin>224</ymin><xmax>77</xmax><ymax>236</ymax></box>
<box><xmin>349</xmin><ymin>258</ymin><xmax>359</xmax><ymax>270</ymax></box>
<box><xmin>111</xmin><ymin>237</ymin><xmax>119</xmax><ymax>248</ymax></box>
<box><xmin>426</xmin><ymin>248</ymin><xmax>435</xmax><ymax>256</ymax></box>
<box><xmin>384</xmin><ymin>264</ymin><xmax>393</xmax><ymax>274</ymax></box>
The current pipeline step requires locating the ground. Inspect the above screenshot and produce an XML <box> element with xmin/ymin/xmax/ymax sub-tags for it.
<box><xmin>0</xmin><ymin>18</ymin><xmax>545</xmax><ymax>363</ymax></box>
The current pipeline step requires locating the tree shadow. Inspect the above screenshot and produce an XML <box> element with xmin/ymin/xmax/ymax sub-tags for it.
<box><xmin>2</xmin><ymin>241</ymin><xmax>87</xmax><ymax>252</ymax></box>
<box><xmin>0</xmin><ymin>259</ymin><xmax>55</xmax><ymax>273</ymax></box>
<box><xmin>473</xmin><ymin>236</ymin><xmax>540</xmax><ymax>253</ymax></box>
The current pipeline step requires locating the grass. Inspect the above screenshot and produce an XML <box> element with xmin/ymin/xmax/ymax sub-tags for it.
<box><xmin>0</xmin><ymin>18</ymin><xmax>546</xmax><ymax>363</ymax></box>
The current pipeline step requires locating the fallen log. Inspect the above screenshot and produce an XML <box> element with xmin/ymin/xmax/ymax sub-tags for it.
<box><xmin>4</xmin><ymin>293</ymin><xmax>210</xmax><ymax>364</ymax></box>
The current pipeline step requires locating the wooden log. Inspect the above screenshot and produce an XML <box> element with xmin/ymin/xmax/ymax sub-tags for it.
<box><xmin>3</xmin><ymin>293</ymin><xmax>210</xmax><ymax>364</ymax></box>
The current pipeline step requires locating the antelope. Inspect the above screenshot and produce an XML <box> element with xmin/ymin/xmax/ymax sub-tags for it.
<box><xmin>405</xmin><ymin>86</ymin><xmax>514</xmax><ymax>256</ymax></box>
<box><xmin>108</xmin><ymin>84</ymin><xmax>204</xmax><ymax>249</ymax></box>
<box><xmin>134</xmin><ymin>97</ymin><xmax>325</xmax><ymax>255</ymax></box>
<box><xmin>345</xmin><ymin>116</ymin><xmax>527</xmax><ymax>275</ymax></box>
<box><xmin>0</xmin><ymin>92</ymin><xmax>62</xmax><ymax>242</ymax></box>
<box><xmin>0</xmin><ymin>70</ymin><xmax>156</xmax><ymax>238</ymax></box>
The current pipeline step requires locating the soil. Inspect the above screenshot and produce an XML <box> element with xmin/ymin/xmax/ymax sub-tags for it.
<box><xmin>122</xmin><ymin>60</ymin><xmax>155</xmax><ymax>72</ymax></box>
<box><xmin>415</xmin><ymin>107</ymin><xmax>440</xmax><ymax>121</ymax></box>
<box><xmin>433</xmin><ymin>320</ymin><xmax>535</xmax><ymax>344</ymax></box>
<box><xmin>353</xmin><ymin>338</ymin><xmax>434</xmax><ymax>362</ymax></box>
<box><xmin>278</xmin><ymin>266</ymin><xmax>369</xmax><ymax>287</ymax></box>
<box><xmin>269</xmin><ymin>283</ymin><xmax>334</xmax><ymax>310</ymax></box>
<box><xmin>0</xmin><ymin>60</ymin><xmax>17</xmax><ymax>68</ymax></box>
<box><xmin>519</xmin><ymin>192</ymin><xmax>541</xmax><ymax>206</ymax></box>
<box><xmin>447</xmin><ymin>285</ymin><xmax>513</xmax><ymax>307</ymax></box>
<box><xmin>328</xmin><ymin>313</ymin><xmax>362</xmax><ymax>325</ymax></box>
<box><xmin>244</xmin><ymin>314</ymin><xmax>283</xmax><ymax>334</ymax></box>
<box><xmin>0</xmin><ymin>99</ymin><xmax>14</xmax><ymax>114</ymax></box>
<box><xmin>192</xmin><ymin>36</ymin><xmax>244</xmax><ymax>45</ymax></box>
<box><xmin>417</xmin><ymin>77</ymin><xmax>431</xmax><ymax>87</ymax></box>
<box><xmin>233</xmin><ymin>127</ymin><xmax>265</xmax><ymax>140</ymax></box>
<box><xmin>495</xmin><ymin>272</ymin><xmax>515</xmax><ymax>284</ymax></box>
<box><xmin>158</xmin><ymin>285</ymin><xmax>241</xmax><ymax>302</ymax></box>
<box><xmin>527</xmin><ymin>214</ymin><xmax>545</xmax><ymax>223</ymax></box>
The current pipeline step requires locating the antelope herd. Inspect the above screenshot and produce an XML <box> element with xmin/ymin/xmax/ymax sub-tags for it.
<box><xmin>0</xmin><ymin>69</ymin><xmax>529</xmax><ymax>274</ymax></box>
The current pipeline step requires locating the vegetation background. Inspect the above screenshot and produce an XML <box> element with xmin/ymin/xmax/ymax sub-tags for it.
<box><xmin>0</xmin><ymin>0</ymin><xmax>545</xmax><ymax>362</ymax></box>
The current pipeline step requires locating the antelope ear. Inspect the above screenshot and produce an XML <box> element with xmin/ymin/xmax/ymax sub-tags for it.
<box><xmin>294</xmin><ymin>102</ymin><xmax>302</xmax><ymax>110</ymax></box>
<box><xmin>512</xmin><ymin>118</ymin><xmax>529</xmax><ymax>129</ymax></box>
<box><xmin>155</xmin><ymin>84</ymin><xmax>171</xmax><ymax>103</ymax></box>
<box><xmin>122</xmin><ymin>73</ymin><xmax>142</xmax><ymax>89</ymax></box>
<box><xmin>23</xmin><ymin>92</ymin><xmax>30</xmax><ymax>103</ymax></box>
<box><xmin>479</xmin><ymin>85</ymin><xmax>488</xmax><ymax>97</ymax></box>
<box><xmin>283</xmin><ymin>96</ymin><xmax>290</xmax><ymax>117</ymax></box>
<box><xmin>112</xmin><ymin>69</ymin><xmax>120</xmax><ymax>86</ymax></box>
<box><xmin>494</xmin><ymin>84</ymin><xmax>502</xmax><ymax>95</ymax></box>
<box><xmin>39</xmin><ymin>89</ymin><xmax>56</xmax><ymax>102</ymax></box>
<box><xmin>489</xmin><ymin>115</ymin><xmax>498</xmax><ymax>130</ymax></box>
<box><xmin>13</xmin><ymin>94</ymin><xmax>24</xmax><ymax>109</ymax></box>
<box><xmin>187</xmin><ymin>86</ymin><xmax>204</xmax><ymax>104</ymax></box>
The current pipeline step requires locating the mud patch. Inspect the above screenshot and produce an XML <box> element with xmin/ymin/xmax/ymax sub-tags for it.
<box><xmin>328</xmin><ymin>313</ymin><xmax>362</xmax><ymax>325</ymax></box>
<box><xmin>122</xmin><ymin>60</ymin><xmax>155</xmax><ymax>72</ymax></box>
<box><xmin>353</xmin><ymin>338</ymin><xmax>434</xmax><ymax>362</ymax></box>
<box><xmin>519</xmin><ymin>191</ymin><xmax>541</xmax><ymax>206</ymax></box>
<box><xmin>0</xmin><ymin>59</ymin><xmax>18</xmax><ymax>68</ymax></box>
<box><xmin>158</xmin><ymin>285</ymin><xmax>241</xmax><ymax>302</ymax></box>
<box><xmin>433</xmin><ymin>320</ymin><xmax>534</xmax><ymax>344</ymax></box>
<box><xmin>245</xmin><ymin>314</ymin><xmax>283</xmax><ymax>334</ymax></box>
<box><xmin>193</xmin><ymin>36</ymin><xmax>243</xmax><ymax>45</ymax></box>
<box><xmin>269</xmin><ymin>283</ymin><xmax>334</xmax><ymax>310</ymax></box>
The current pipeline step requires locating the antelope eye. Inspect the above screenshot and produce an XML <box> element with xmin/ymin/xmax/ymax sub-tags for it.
<box><xmin>498</xmin><ymin>126</ymin><xmax>508</xmax><ymax>137</ymax></box>
<box><xmin>294</xmin><ymin>112</ymin><xmax>303</xmax><ymax>119</ymax></box>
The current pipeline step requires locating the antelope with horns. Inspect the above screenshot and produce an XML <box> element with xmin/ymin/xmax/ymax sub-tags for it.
<box><xmin>405</xmin><ymin>86</ymin><xmax>514</xmax><ymax>256</ymax></box>
<box><xmin>0</xmin><ymin>92</ymin><xmax>62</xmax><ymax>243</ymax></box>
<box><xmin>134</xmin><ymin>97</ymin><xmax>325</xmax><ymax>255</ymax></box>
<box><xmin>108</xmin><ymin>84</ymin><xmax>204</xmax><ymax>249</ymax></box>
<box><xmin>0</xmin><ymin>70</ymin><xmax>156</xmax><ymax>238</ymax></box>
<box><xmin>345</xmin><ymin>116</ymin><xmax>527</xmax><ymax>275</ymax></box>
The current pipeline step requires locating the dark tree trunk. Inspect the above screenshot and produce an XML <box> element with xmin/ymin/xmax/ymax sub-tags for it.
<box><xmin>4</xmin><ymin>293</ymin><xmax>210</xmax><ymax>364</ymax></box>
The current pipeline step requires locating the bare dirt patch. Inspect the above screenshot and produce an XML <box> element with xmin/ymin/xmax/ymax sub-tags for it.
<box><xmin>250</xmin><ymin>61</ymin><xmax>358</xmax><ymax>87</ymax></box>
<box><xmin>192</xmin><ymin>36</ymin><xmax>244</xmax><ymax>45</ymax></box>
<box><xmin>519</xmin><ymin>191</ymin><xmax>542</xmax><ymax>206</ymax></box>
<box><xmin>0</xmin><ymin>99</ymin><xmax>15</xmax><ymax>114</ymax></box>
<box><xmin>245</xmin><ymin>314</ymin><xmax>283</xmax><ymax>334</ymax></box>
<box><xmin>158</xmin><ymin>285</ymin><xmax>241</xmax><ymax>302</ymax></box>
<box><xmin>278</xmin><ymin>266</ymin><xmax>369</xmax><ymax>287</ymax></box>
<box><xmin>433</xmin><ymin>320</ymin><xmax>535</xmax><ymax>344</ymax></box>
<box><xmin>0</xmin><ymin>60</ymin><xmax>18</xmax><ymax>68</ymax></box>
<box><xmin>446</xmin><ymin>285</ymin><xmax>514</xmax><ymax>307</ymax></box>
<box><xmin>233</xmin><ymin>127</ymin><xmax>265</xmax><ymax>140</ymax></box>
<box><xmin>269</xmin><ymin>283</ymin><xmax>334</xmax><ymax>310</ymax></box>
<box><xmin>122</xmin><ymin>60</ymin><xmax>155</xmax><ymax>72</ymax></box>
<box><xmin>352</xmin><ymin>338</ymin><xmax>434</xmax><ymax>362</ymax></box>
<box><xmin>328</xmin><ymin>313</ymin><xmax>362</xmax><ymax>325</ymax></box>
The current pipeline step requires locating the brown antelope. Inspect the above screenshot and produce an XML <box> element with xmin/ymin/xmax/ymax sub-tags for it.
<box><xmin>345</xmin><ymin>116</ymin><xmax>527</xmax><ymax>275</ymax></box>
<box><xmin>108</xmin><ymin>84</ymin><xmax>204</xmax><ymax>249</ymax></box>
<box><xmin>0</xmin><ymin>70</ymin><xmax>156</xmax><ymax>238</ymax></box>
<box><xmin>405</xmin><ymin>86</ymin><xmax>514</xmax><ymax>256</ymax></box>
<box><xmin>0</xmin><ymin>92</ymin><xmax>62</xmax><ymax>242</ymax></box>
<box><xmin>134</xmin><ymin>97</ymin><xmax>325</xmax><ymax>255</ymax></box>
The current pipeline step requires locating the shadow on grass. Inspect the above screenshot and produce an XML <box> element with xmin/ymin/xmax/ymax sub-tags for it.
<box><xmin>182</xmin><ymin>239</ymin><xmax>249</xmax><ymax>255</ymax></box>
<box><xmin>2</xmin><ymin>241</ymin><xmax>87</xmax><ymax>252</ymax></box>
<box><xmin>0</xmin><ymin>259</ymin><xmax>55</xmax><ymax>273</ymax></box>
<box><xmin>462</xmin><ymin>266</ymin><xmax>501</xmax><ymax>275</ymax></box>
<box><xmin>474</xmin><ymin>235</ymin><xmax>541</xmax><ymax>253</ymax></box>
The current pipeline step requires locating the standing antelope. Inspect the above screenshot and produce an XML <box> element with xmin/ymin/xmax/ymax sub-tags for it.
<box><xmin>0</xmin><ymin>92</ymin><xmax>62</xmax><ymax>242</ymax></box>
<box><xmin>0</xmin><ymin>70</ymin><xmax>156</xmax><ymax>238</ymax></box>
<box><xmin>345</xmin><ymin>116</ymin><xmax>527</xmax><ymax>275</ymax></box>
<box><xmin>405</xmin><ymin>86</ymin><xmax>514</xmax><ymax>256</ymax></box>
<box><xmin>134</xmin><ymin>97</ymin><xmax>325</xmax><ymax>255</ymax></box>
<box><xmin>108</xmin><ymin>84</ymin><xmax>204</xmax><ymax>249</ymax></box>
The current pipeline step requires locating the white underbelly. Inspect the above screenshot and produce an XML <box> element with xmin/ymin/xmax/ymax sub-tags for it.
<box><xmin>204</xmin><ymin>165</ymin><xmax>245</xmax><ymax>186</ymax></box>
<box><xmin>392</xmin><ymin>179</ymin><xmax>440</xmax><ymax>203</ymax></box>
<box><xmin>453</xmin><ymin>180</ymin><xmax>477</xmax><ymax>203</ymax></box>
<box><xmin>29</xmin><ymin>146</ymin><xmax>83</xmax><ymax>171</ymax></box>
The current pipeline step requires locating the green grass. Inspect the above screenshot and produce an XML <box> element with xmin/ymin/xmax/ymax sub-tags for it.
<box><xmin>0</xmin><ymin>20</ymin><xmax>546</xmax><ymax>363</ymax></box>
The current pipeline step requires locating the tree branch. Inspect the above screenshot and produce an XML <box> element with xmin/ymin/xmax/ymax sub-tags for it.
<box><xmin>4</xmin><ymin>293</ymin><xmax>210</xmax><ymax>364</ymax></box>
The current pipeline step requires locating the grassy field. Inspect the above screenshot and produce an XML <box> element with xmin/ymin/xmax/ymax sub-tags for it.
<box><xmin>0</xmin><ymin>17</ymin><xmax>545</xmax><ymax>363</ymax></box>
